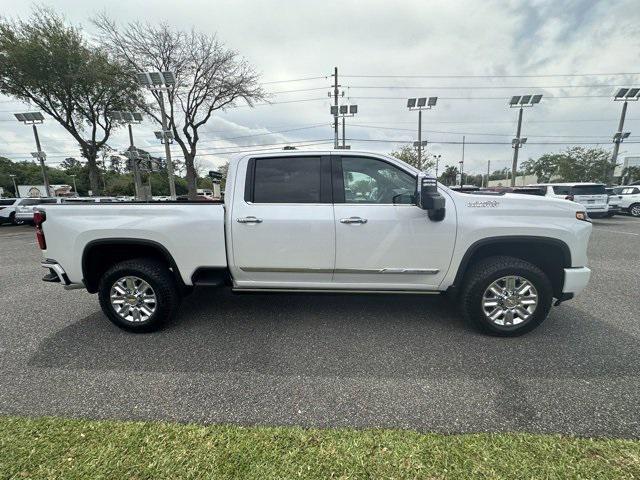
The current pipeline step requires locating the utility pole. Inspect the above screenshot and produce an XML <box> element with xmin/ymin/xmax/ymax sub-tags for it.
<box><xmin>511</xmin><ymin>106</ymin><xmax>523</xmax><ymax>187</ymax></box>
<box><xmin>460</xmin><ymin>135</ymin><xmax>465</xmax><ymax>187</ymax></box>
<box><xmin>407</xmin><ymin>97</ymin><xmax>437</xmax><ymax>170</ymax></box>
<box><xmin>610</xmin><ymin>100</ymin><xmax>629</xmax><ymax>184</ymax></box>
<box><xmin>32</xmin><ymin>125</ymin><xmax>51</xmax><ymax>197</ymax></box>
<box><xmin>435</xmin><ymin>155</ymin><xmax>441</xmax><ymax>180</ymax></box>
<box><xmin>157</xmin><ymin>91</ymin><xmax>177</xmax><ymax>199</ymax></box>
<box><xmin>70</xmin><ymin>174</ymin><xmax>77</xmax><ymax>194</ymax></box>
<box><xmin>342</xmin><ymin>116</ymin><xmax>346</xmax><ymax>148</ymax></box>
<box><xmin>486</xmin><ymin>160</ymin><xmax>491</xmax><ymax>188</ymax></box>
<box><xmin>508</xmin><ymin>94</ymin><xmax>541</xmax><ymax>186</ymax></box>
<box><xmin>333</xmin><ymin>66</ymin><xmax>339</xmax><ymax>149</ymax></box>
<box><xmin>127</xmin><ymin>124</ymin><xmax>143</xmax><ymax>199</ymax></box>
<box><xmin>10</xmin><ymin>175</ymin><xmax>19</xmax><ymax>197</ymax></box>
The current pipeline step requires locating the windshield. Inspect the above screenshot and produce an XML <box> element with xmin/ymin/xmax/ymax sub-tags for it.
<box><xmin>571</xmin><ymin>185</ymin><xmax>606</xmax><ymax>195</ymax></box>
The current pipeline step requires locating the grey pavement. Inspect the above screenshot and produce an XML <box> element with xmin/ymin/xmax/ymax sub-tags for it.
<box><xmin>0</xmin><ymin>216</ymin><xmax>639</xmax><ymax>437</ymax></box>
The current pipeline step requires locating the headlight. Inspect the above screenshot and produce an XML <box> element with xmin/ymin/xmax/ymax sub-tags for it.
<box><xmin>576</xmin><ymin>211</ymin><xmax>591</xmax><ymax>222</ymax></box>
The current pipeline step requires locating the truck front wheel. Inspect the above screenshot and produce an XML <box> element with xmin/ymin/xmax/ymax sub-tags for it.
<box><xmin>98</xmin><ymin>258</ymin><xmax>180</xmax><ymax>332</ymax></box>
<box><xmin>460</xmin><ymin>256</ymin><xmax>553</xmax><ymax>336</ymax></box>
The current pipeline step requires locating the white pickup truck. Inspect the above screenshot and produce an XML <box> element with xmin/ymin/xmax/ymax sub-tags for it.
<box><xmin>35</xmin><ymin>150</ymin><xmax>592</xmax><ymax>336</ymax></box>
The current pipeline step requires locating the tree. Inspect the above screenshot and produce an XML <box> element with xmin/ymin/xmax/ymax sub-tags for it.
<box><xmin>94</xmin><ymin>15</ymin><xmax>266</xmax><ymax>199</ymax></box>
<box><xmin>0</xmin><ymin>8</ymin><xmax>141</xmax><ymax>195</ymax></box>
<box><xmin>622</xmin><ymin>166</ymin><xmax>640</xmax><ymax>184</ymax></box>
<box><xmin>440</xmin><ymin>166</ymin><xmax>458</xmax><ymax>185</ymax></box>
<box><xmin>390</xmin><ymin>145</ymin><xmax>436</xmax><ymax>172</ymax></box>
<box><xmin>522</xmin><ymin>154</ymin><xmax>563</xmax><ymax>183</ymax></box>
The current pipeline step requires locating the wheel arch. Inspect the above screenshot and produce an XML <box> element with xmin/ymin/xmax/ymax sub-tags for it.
<box><xmin>452</xmin><ymin>236</ymin><xmax>572</xmax><ymax>299</ymax></box>
<box><xmin>82</xmin><ymin>238</ymin><xmax>185</xmax><ymax>294</ymax></box>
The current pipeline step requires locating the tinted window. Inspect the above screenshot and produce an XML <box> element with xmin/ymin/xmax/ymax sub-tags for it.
<box><xmin>0</xmin><ymin>200</ymin><xmax>15</xmax><ymax>206</ymax></box>
<box><xmin>621</xmin><ymin>188</ymin><xmax>640</xmax><ymax>195</ymax></box>
<box><xmin>36</xmin><ymin>199</ymin><xmax>58</xmax><ymax>204</ymax></box>
<box><xmin>552</xmin><ymin>185</ymin><xmax>571</xmax><ymax>195</ymax></box>
<box><xmin>253</xmin><ymin>157</ymin><xmax>321</xmax><ymax>203</ymax></box>
<box><xmin>62</xmin><ymin>198</ymin><xmax>95</xmax><ymax>203</ymax></box>
<box><xmin>342</xmin><ymin>157</ymin><xmax>416</xmax><ymax>204</ymax></box>
<box><xmin>19</xmin><ymin>199</ymin><xmax>42</xmax><ymax>206</ymax></box>
<box><xmin>571</xmin><ymin>185</ymin><xmax>606</xmax><ymax>195</ymax></box>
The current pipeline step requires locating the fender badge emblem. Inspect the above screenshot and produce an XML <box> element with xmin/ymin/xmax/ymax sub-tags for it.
<box><xmin>466</xmin><ymin>200</ymin><xmax>499</xmax><ymax>208</ymax></box>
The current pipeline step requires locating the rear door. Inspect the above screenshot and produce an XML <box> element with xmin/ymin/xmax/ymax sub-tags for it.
<box><xmin>332</xmin><ymin>155</ymin><xmax>456</xmax><ymax>289</ymax></box>
<box><xmin>231</xmin><ymin>155</ymin><xmax>335</xmax><ymax>286</ymax></box>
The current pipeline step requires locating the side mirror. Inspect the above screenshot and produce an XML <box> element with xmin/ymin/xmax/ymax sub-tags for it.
<box><xmin>417</xmin><ymin>174</ymin><xmax>446</xmax><ymax>221</ymax></box>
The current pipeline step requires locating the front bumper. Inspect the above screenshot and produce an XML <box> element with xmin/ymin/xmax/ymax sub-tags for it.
<box><xmin>562</xmin><ymin>266</ymin><xmax>591</xmax><ymax>295</ymax></box>
<box><xmin>41</xmin><ymin>259</ymin><xmax>84</xmax><ymax>290</ymax></box>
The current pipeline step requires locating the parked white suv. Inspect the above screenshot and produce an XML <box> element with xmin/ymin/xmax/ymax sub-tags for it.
<box><xmin>532</xmin><ymin>183</ymin><xmax>609</xmax><ymax>218</ymax></box>
<box><xmin>616</xmin><ymin>186</ymin><xmax>640</xmax><ymax>217</ymax></box>
<box><xmin>0</xmin><ymin>198</ymin><xmax>51</xmax><ymax>225</ymax></box>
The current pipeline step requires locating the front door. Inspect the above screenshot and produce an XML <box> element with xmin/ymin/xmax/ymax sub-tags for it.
<box><xmin>332</xmin><ymin>155</ymin><xmax>456</xmax><ymax>289</ymax></box>
<box><xmin>231</xmin><ymin>155</ymin><xmax>335</xmax><ymax>287</ymax></box>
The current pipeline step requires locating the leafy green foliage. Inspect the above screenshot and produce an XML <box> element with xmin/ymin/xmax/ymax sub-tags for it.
<box><xmin>390</xmin><ymin>145</ymin><xmax>436</xmax><ymax>171</ymax></box>
<box><xmin>522</xmin><ymin>147</ymin><xmax>614</xmax><ymax>183</ymax></box>
<box><xmin>0</xmin><ymin>7</ymin><xmax>141</xmax><ymax>194</ymax></box>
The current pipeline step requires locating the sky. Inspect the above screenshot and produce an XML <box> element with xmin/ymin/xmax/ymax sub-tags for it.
<box><xmin>1</xmin><ymin>0</ymin><xmax>640</xmax><ymax>176</ymax></box>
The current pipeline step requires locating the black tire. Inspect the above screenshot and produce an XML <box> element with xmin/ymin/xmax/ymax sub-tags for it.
<box><xmin>460</xmin><ymin>255</ymin><xmax>553</xmax><ymax>337</ymax></box>
<box><xmin>9</xmin><ymin>213</ymin><xmax>25</xmax><ymax>226</ymax></box>
<box><xmin>629</xmin><ymin>203</ymin><xmax>640</xmax><ymax>217</ymax></box>
<box><xmin>98</xmin><ymin>258</ymin><xmax>180</xmax><ymax>332</ymax></box>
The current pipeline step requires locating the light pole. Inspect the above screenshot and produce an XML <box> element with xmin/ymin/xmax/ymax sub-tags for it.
<box><xmin>14</xmin><ymin>112</ymin><xmax>51</xmax><ymax>197</ymax></box>
<box><xmin>609</xmin><ymin>88</ymin><xmax>638</xmax><ymax>184</ymax></box>
<box><xmin>10</xmin><ymin>174</ymin><xmax>19</xmax><ymax>197</ymax></box>
<box><xmin>330</xmin><ymin>104</ymin><xmax>358</xmax><ymax>149</ymax></box>
<box><xmin>136</xmin><ymin>71</ymin><xmax>177</xmax><ymax>200</ymax></box>
<box><xmin>407</xmin><ymin>97</ymin><xmax>437</xmax><ymax>170</ymax></box>
<box><xmin>508</xmin><ymin>94</ymin><xmax>542</xmax><ymax>186</ymax></box>
<box><xmin>70</xmin><ymin>174</ymin><xmax>78</xmax><ymax>195</ymax></box>
<box><xmin>110</xmin><ymin>111</ymin><xmax>146</xmax><ymax>200</ymax></box>
<box><xmin>434</xmin><ymin>154</ymin><xmax>442</xmax><ymax>179</ymax></box>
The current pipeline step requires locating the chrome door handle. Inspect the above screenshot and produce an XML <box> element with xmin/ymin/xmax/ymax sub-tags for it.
<box><xmin>340</xmin><ymin>217</ymin><xmax>368</xmax><ymax>224</ymax></box>
<box><xmin>237</xmin><ymin>216</ymin><xmax>263</xmax><ymax>224</ymax></box>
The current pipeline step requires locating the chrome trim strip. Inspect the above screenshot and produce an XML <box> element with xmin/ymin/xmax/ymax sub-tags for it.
<box><xmin>233</xmin><ymin>288</ymin><xmax>440</xmax><ymax>294</ymax></box>
<box><xmin>239</xmin><ymin>267</ymin><xmax>439</xmax><ymax>274</ymax></box>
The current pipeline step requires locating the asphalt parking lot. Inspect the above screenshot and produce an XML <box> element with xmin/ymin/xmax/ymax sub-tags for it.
<box><xmin>1</xmin><ymin>217</ymin><xmax>639</xmax><ymax>438</ymax></box>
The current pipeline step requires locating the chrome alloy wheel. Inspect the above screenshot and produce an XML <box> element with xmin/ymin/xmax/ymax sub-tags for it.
<box><xmin>110</xmin><ymin>276</ymin><xmax>157</xmax><ymax>323</ymax></box>
<box><xmin>481</xmin><ymin>275</ymin><xmax>538</xmax><ymax>327</ymax></box>
<box><xmin>631</xmin><ymin>205</ymin><xmax>640</xmax><ymax>217</ymax></box>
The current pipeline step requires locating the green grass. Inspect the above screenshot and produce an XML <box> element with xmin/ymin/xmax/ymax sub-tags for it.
<box><xmin>1</xmin><ymin>416</ymin><xmax>639</xmax><ymax>479</ymax></box>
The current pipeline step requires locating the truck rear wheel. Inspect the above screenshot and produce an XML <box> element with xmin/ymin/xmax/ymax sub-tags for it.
<box><xmin>98</xmin><ymin>258</ymin><xmax>180</xmax><ymax>332</ymax></box>
<box><xmin>460</xmin><ymin>256</ymin><xmax>553</xmax><ymax>336</ymax></box>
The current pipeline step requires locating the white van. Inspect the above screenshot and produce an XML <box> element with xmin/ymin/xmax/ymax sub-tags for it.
<box><xmin>531</xmin><ymin>183</ymin><xmax>609</xmax><ymax>218</ymax></box>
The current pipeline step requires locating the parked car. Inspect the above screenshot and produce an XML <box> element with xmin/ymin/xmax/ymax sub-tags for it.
<box><xmin>35</xmin><ymin>150</ymin><xmax>592</xmax><ymax>337</ymax></box>
<box><xmin>15</xmin><ymin>198</ymin><xmax>62</xmax><ymax>223</ymax></box>
<box><xmin>532</xmin><ymin>183</ymin><xmax>609</xmax><ymax>218</ymax></box>
<box><xmin>605</xmin><ymin>188</ymin><xmax>623</xmax><ymax>217</ymax></box>
<box><xmin>616</xmin><ymin>186</ymin><xmax>640</xmax><ymax>217</ymax></box>
<box><xmin>0</xmin><ymin>198</ymin><xmax>58</xmax><ymax>225</ymax></box>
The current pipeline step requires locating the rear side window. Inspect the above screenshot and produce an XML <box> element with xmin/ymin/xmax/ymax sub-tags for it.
<box><xmin>36</xmin><ymin>199</ymin><xmax>58</xmax><ymax>204</ymax></box>
<box><xmin>0</xmin><ymin>200</ymin><xmax>15</xmax><ymax>205</ymax></box>
<box><xmin>571</xmin><ymin>185</ymin><xmax>606</xmax><ymax>195</ymax></box>
<box><xmin>251</xmin><ymin>157</ymin><xmax>322</xmax><ymax>203</ymax></box>
<box><xmin>552</xmin><ymin>186</ymin><xmax>571</xmax><ymax>195</ymax></box>
<box><xmin>19</xmin><ymin>199</ymin><xmax>41</xmax><ymax>206</ymax></box>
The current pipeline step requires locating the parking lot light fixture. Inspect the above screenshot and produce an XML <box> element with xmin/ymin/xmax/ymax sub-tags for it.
<box><xmin>136</xmin><ymin>71</ymin><xmax>177</xmax><ymax>199</ymax></box>
<box><xmin>407</xmin><ymin>97</ymin><xmax>437</xmax><ymax>170</ymax></box>
<box><xmin>331</xmin><ymin>104</ymin><xmax>358</xmax><ymax>149</ymax></box>
<box><xmin>14</xmin><ymin>112</ymin><xmax>51</xmax><ymax>197</ymax></box>
<box><xmin>508</xmin><ymin>94</ymin><xmax>542</xmax><ymax>186</ymax></box>
<box><xmin>609</xmin><ymin>87</ymin><xmax>639</xmax><ymax>183</ymax></box>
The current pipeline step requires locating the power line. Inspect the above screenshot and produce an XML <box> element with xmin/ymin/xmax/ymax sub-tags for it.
<box><xmin>261</xmin><ymin>75</ymin><xmax>327</xmax><ymax>85</ymax></box>
<box><xmin>347</xmin><ymin>84</ymin><xmax>624</xmax><ymax>90</ymax></box>
<box><xmin>342</xmin><ymin>72</ymin><xmax>640</xmax><ymax>79</ymax></box>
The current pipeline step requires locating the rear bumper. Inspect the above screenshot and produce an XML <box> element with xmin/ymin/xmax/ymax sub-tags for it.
<box><xmin>41</xmin><ymin>259</ymin><xmax>84</xmax><ymax>290</ymax></box>
<box><xmin>562</xmin><ymin>267</ymin><xmax>591</xmax><ymax>295</ymax></box>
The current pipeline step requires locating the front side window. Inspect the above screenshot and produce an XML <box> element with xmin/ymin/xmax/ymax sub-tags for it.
<box><xmin>341</xmin><ymin>157</ymin><xmax>416</xmax><ymax>204</ymax></box>
<box><xmin>252</xmin><ymin>156</ymin><xmax>322</xmax><ymax>203</ymax></box>
<box><xmin>571</xmin><ymin>185</ymin><xmax>606</xmax><ymax>195</ymax></box>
